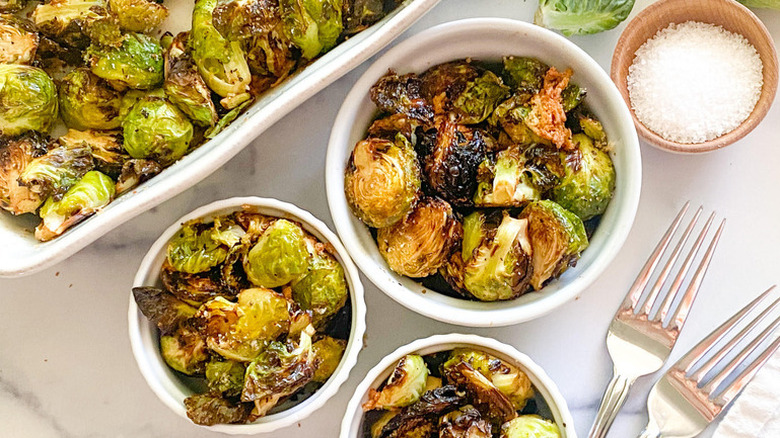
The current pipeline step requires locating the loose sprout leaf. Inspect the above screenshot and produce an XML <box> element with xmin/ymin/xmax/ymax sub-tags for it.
<box><xmin>132</xmin><ymin>286</ymin><xmax>198</xmax><ymax>334</ymax></box>
<box><xmin>184</xmin><ymin>393</ymin><xmax>251</xmax><ymax>426</ymax></box>
<box><xmin>163</xmin><ymin>32</ymin><xmax>218</xmax><ymax>127</ymax></box>
<box><xmin>534</xmin><ymin>0</ymin><xmax>636</xmax><ymax>36</ymax></box>
<box><xmin>378</xmin><ymin>385</ymin><xmax>467</xmax><ymax>437</ymax></box>
<box><xmin>342</xmin><ymin>0</ymin><xmax>384</xmax><ymax>34</ymax></box>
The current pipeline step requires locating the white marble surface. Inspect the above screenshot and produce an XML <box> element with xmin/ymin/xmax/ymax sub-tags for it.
<box><xmin>1</xmin><ymin>1</ymin><xmax>779</xmax><ymax>437</ymax></box>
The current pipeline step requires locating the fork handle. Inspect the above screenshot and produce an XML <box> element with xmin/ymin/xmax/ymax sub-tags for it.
<box><xmin>588</xmin><ymin>371</ymin><xmax>637</xmax><ymax>438</ymax></box>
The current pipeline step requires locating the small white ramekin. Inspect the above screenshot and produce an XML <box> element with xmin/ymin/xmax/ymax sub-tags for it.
<box><xmin>339</xmin><ymin>334</ymin><xmax>576</xmax><ymax>438</ymax></box>
<box><xmin>128</xmin><ymin>197</ymin><xmax>366</xmax><ymax>434</ymax></box>
<box><xmin>326</xmin><ymin>18</ymin><xmax>642</xmax><ymax>327</ymax></box>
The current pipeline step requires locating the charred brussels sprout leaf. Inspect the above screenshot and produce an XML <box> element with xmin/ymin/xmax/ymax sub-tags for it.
<box><xmin>167</xmin><ymin>220</ymin><xmax>243</xmax><ymax>274</ymax></box>
<box><xmin>0</xmin><ymin>14</ymin><xmax>39</xmax><ymax>64</ymax></box>
<box><xmin>344</xmin><ymin>134</ymin><xmax>421</xmax><ymax>228</ymax></box>
<box><xmin>244</xmin><ymin>219</ymin><xmax>311</xmax><ymax>288</ymax></box>
<box><xmin>122</xmin><ymin>96</ymin><xmax>193</xmax><ymax>166</ymax></box>
<box><xmin>444</xmin><ymin>361</ymin><xmax>517</xmax><ymax>424</ymax></box>
<box><xmin>551</xmin><ymin>134</ymin><xmax>615</xmax><ymax>220</ymax></box>
<box><xmin>163</xmin><ymin>32</ymin><xmax>218</xmax><ymax>127</ymax></box>
<box><xmin>503</xmin><ymin>56</ymin><xmax>548</xmax><ymax>93</ymax></box>
<box><xmin>59</xmin><ymin>68</ymin><xmax>123</xmax><ymax>130</ymax></box>
<box><xmin>425</xmin><ymin>120</ymin><xmax>487</xmax><ymax>206</ymax></box>
<box><xmin>161</xmin><ymin>261</ymin><xmax>232</xmax><ymax>305</ymax></box>
<box><xmin>370</xmin><ymin>71</ymin><xmax>433</xmax><ymax>121</ymax></box>
<box><xmin>36</xmin><ymin>170</ymin><xmax>114</xmax><ymax>241</ymax></box>
<box><xmin>0</xmin><ymin>65</ymin><xmax>58</xmax><ymax>136</ymax></box>
<box><xmin>108</xmin><ymin>0</ymin><xmax>168</xmax><ymax>33</ymax></box>
<box><xmin>520</xmin><ymin>200</ymin><xmax>588</xmax><ymax>290</ymax></box>
<box><xmin>59</xmin><ymin>129</ymin><xmax>128</xmax><ymax>178</ymax></box>
<box><xmin>342</xmin><ymin>0</ymin><xmax>383</xmax><ymax>34</ymax></box>
<box><xmin>184</xmin><ymin>393</ymin><xmax>251</xmax><ymax>426</ymax></box>
<box><xmin>439</xmin><ymin>405</ymin><xmax>492</xmax><ymax>438</ymax></box>
<box><xmin>291</xmin><ymin>242</ymin><xmax>348</xmax><ymax>327</ymax></box>
<box><xmin>86</xmin><ymin>33</ymin><xmax>164</xmax><ymax>90</ymax></box>
<box><xmin>377</xmin><ymin>197</ymin><xmax>462</xmax><ymax>278</ymax></box>
<box><xmin>473</xmin><ymin>149</ymin><xmax>541</xmax><ymax>207</ymax></box>
<box><xmin>0</xmin><ymin>134</ymin><xmax>50</xmax><ymax>215</ymax></box>
<box><xmin>206</xmin><ymin>359</ymin><xmax>246</xmax><ymax>397</ymax></box>
<box><xmin>132</xmin><ymin>286</ymin><xmax>198</xmax><ymax>334</ymax></box>
<box><xmin>501</xmin><ymin>415</ymin><xmax>561</xmax><ymax>438</ymax></box>
<box><xmin>377</xmin><ymin>385</ymin><xmax>467</xmax><ymax>437</ymax></box>
<box><xmin>363</xmin><ymin>354</ymin><xmax>429</xmax><ymax>410</ymax></box>
<box><xmin>213</xmin><ymin>0</ymin><xmax>280</xmax><ymax>41</ymax></box>
<box><xmin>18</xmin><ymin>142</ymin><xmax>94</xmax><ymax>202</ymax></box>
<box><xmin>453</xmin><ymin>71</ymin><xmax>510</xmax><ymax>124</ymax></box>
<box><xmin>535</xmin><ymin>0</ymin><xmax>635</xmax><ymax>36</ymax></box>
<box><xmin>280</xmin><ymin>0</ymin><xmax>342</xmax><ymax>60</ymax></box>
<box><xmin>312</xmin><ymin>336</ymin><xmax>346</xmax><ymax>382</ymax></box>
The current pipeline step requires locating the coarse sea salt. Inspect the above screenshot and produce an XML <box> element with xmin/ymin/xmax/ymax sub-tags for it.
<box><xmin>627</xmin><ymin>21</ymin><xmax>763</xmax><ymax>144</ymax></box>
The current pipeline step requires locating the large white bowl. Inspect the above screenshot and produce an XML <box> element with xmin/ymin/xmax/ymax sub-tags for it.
<box><xmin>128</xmin><ymin>197</ymin><xmax>366</xmax><ymax>434</ymax></box>
<box><xmin>325</xmin><ymin>18</ymin><xmax>642</xmax><ymax>327</ymax></box>
<box><xmin>340</xmin><ymin>334</ymin><xmax>576</xmax><ymax>438</ymax></box>
<box><xmin>0</xmin><ymin>0</ymin><xmax>441</xmax><ymax>278</ymax></box>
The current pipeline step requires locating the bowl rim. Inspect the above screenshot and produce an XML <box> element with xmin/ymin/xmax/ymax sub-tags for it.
<box><xmin>127</xmin><ymin>196</ymin><xmax>366</xmax><ymax>434</ymax></box>
<box><xmin>338</xmin><ymin>333</ymin><xmax>576</xmax><ymax>438</ymax></box>
<box><xmin>610</xmin><ymin>0</ymin><xmax>779</xmax><ymax>154</ymax></box>
<box><xmin>325</xmin><ymin>17</ymin><xmax>642</xmax><ymax>327</ymax></box>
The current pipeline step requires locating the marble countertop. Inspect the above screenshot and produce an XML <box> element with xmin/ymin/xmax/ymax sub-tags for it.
<box><xmin>2</xmin><ymin>1</ymin><xmax>779</xmax><ymax>437</ymax></box>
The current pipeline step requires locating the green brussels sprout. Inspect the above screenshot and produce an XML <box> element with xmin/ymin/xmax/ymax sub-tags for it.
<box><xmin>132</xmin><ymin>286</ymin><xmax>198</xmax><ymax>334</ymax></box>
<box><xmin>363</xmin><ymin>354</ymin><xmax>429</xmax><ymax>410</ymax></box>
<box><xmin>377</xmin><ymin>197</ymin><xmax>462</xmax><ymax>278</ymax></box>
<box><xmin>191</xmin><ymin>0</ymin><xmax>251</xmax><ymax>107</ymax></box>
<box><xmin>244</xmin><ymin>219</ymin><xmax>311</xmax><ymax>287</ymax></box>
<box><xmin>444</xmin><ymin>348</ymin><xmax>535</xmax><ymax>411</ymax></box>
<box><xmin>344</xmin><ymin>134</ymin><xmax>421</xmax><ymax>228</ymax></box>
<box><xmin>342</xmin><ymin>0</ymin><xmax>383</xmax><ymax>35</ymax></box>
<box><xmin>184</xmin><ymin>393</ymin><xmax>251</xmax><ymax>426</ymax></box>
<box><xmin>439</xmin><ymin>405</ymin><xmax>492</xmax><ymax>438</ymax></box>
<box><xmin>280</xmin><ymin>0</ymin><xmax>343</xmax><ymax>60</ymax></box>
<box><xmin>167</xmin><ymin>219</ymin><xmax>244</xmax><ymax>274</ymax></box>
<box><xmin>108</xmin><ymin>0</ymin><xmax>168</xmax><ymax>33</ymax></box>
<box><xmin>551</xmin><ymin>133</ymin><xmax>616</xmax><ymax>220</ymax></box>
<box><xmin>443</xmin><ymin>361</ymin><xmax>517</xmax><ymax>424</ymax></box>
<box><xmin>561</xmin><ymin>83</ymin><xmax>585</xmax><ymax>112</ymax></box>
<box><xmin>501</xmin><ymin>415</ymin><xmax>561</xmax><ymax>438</ymax></box>
<box><xmin>453</xmin><ymin>71</ymin><xmax>510</xmax><ymax>124</ymax></box>
<box><xmin>503</xmin><ymin>56</ymin><xmax>548</xmax><ymax>93</ymax></box>
<box><xmin>115</xmin><ymin>158</ymin><xmax>162</xmax><ymax>195</ymax></box>
<box><xmin>489</xmin><ymin>94</ymin><xmax>546</xmax><ymax>147</ymax></box>
<box><xmin>32</xmin><ymin>0</ymin><xmax>108</xmax><ymax>48</ymax></box>
<box><xmin>312</xmin><ymin>336</ymin><xmax>346</xmax><ymax>382</ymax></box>
<box><xmin>205</xmin><ymin>359</ymin><xmax>246</xmax><ymax>397</ymax></box>
<box><xmin>0</xmin><ymin>0</ymin><xmax>27</xmax><ymax>13</ymax></box>
<box><xmin>473</xmin><ymin>149</ymin><xmax>541</xmax><ymax>207</ymax></box>
<box><xmin>17</xmin><ymin>141</ymin><xmax>94</xmax><ymax>202</ymax></box>
<box><xmin>212</xmin><ymin>0</ymin><xmax>280</xmax><ymax>41</ymax></box>
<box><xmin>198</xmin><ymin>288</ymin><xmax>291</xmax><ymax>361</ymax></box>
<box><xmin>535</xmin><ymin>0</ymin><xmax>635</xmax><ymax>36</ymax></box>
<box><xmin>369</xmin><ymin>71</ymin><xmax>433</xmax><ymax>121</ymax></box>
<box><xmin>122</xmin><ymin>96</ymin><xmax>193</xmax><ymax>166</ymax></box>
<box><xmin>163</xmin><ymin>32</ymin><xmax>218</xmax><ymax>127</ymax></box>
<box><xmin>291</xmin><ymin>240</ymin><xmax>348</xmax><ymax>327</ymax></box>
<box><xmin>0</xmin><ymin>65</ymin><xmax>58</xmax><ymax>136</ymax></box>
<box><xmin>160</xmin><ymin>322</ymin><xmax>210</xmax><ymax>375</ymax></box>
<box><xmin>424</xmin><ymin>120</ymin><xmax>488</xmax><ymax>206</ymax></box>
<box><xmin>35</xmin><ymin>170</ymin><xmax>115</xmax><ymax>241</ymax></box>
<box><xmin>0</xmin><ymin>14</ymin><xmax>39</xmax><ymax>64</ymax></box>
<box><xmin>579</xmin><ymin>114</ymin><xmax>607</xmax><ymax>144</ymax></box>
<box><xmin>520</xmin><ymin>200</ymin><xmax>588</xmax><ymax>290</ymax></box>
<box><xmin>59</xmin><ymin>129</ymin><xmax>128</xmax><ymax>178</ymax></box>
<box><xmin>59</xmin><ymin>68</ymin><xmax>123</xmax><ymax>130</ymax></box>
<box><xmin>85</xmin><ymin>32</ymin><xmax>164</xmax><ymax>90</ymax></box>
<box><xmin>0</xmin><ymin>133</ymin><xmax>50</xmax><ymax>215</ymax></box>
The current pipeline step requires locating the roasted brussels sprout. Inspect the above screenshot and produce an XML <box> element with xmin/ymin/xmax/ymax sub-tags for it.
<box><xmin>35</xmin><ymin>170</ymin><xmax>115</xmax><ymax>240</ymax></box>
<box><xmin>161</xmin><ymin>260</ymin><xmax>235</xmax><ymax>305</ymax></box>
<box><xmin>473</xmin><ymin>149</ymin><xmax>541</xmax><ymax>207</ymax></box>
<box><xmin>312</xmin><ymin>335</ymin><xmax>346</xmax><ymax>382</ymax></box>
<box><xmin>115</xmin><ymin>158</ymin><xmax>162</xmax><ymax>194</ymax></box>
<box><xmin>206</xmin><ymin>358</ymin><xmax>246</xmax><ymax>397</ymax></box>
<box><xmin>291</xmin><ymin>239</ymin><xmax>348</xmax><ymax>327</ymax></box>
<box><xmin>376</xmin><ymin>385</ymin><xmax>467</xmax><ymax>437</ymax></box>
<box><xmin>364</xmin><ymin>354</ymin><xmax>429</xmax><ymax>410</ymax></box>
<box><xmin>32</xmin><ymin>0</ymin><xmax>108</xmax><ymax>49</ymax></box>
<box><xmin>59</xmin><ymin>129</ymin><xmax>128</xmax><ymax>177</ymax></box>
<box><xmin>520</xmin><ymin>200</ymin><xmax>588</xmax><ymax>290</ymax></box>
<box><xmin>243</xmin><ymin>219</ymin><xmax>311</xmax><ymax>288</ymax></box>
<box><xmin>579</xmin><ymin>114</ymin><xmax>607</xmax><ymax>145</ymax></box>
<box><xmin>280</xmin><ymin>0</ymin><xmax>342</xmax><ymax>59</ymax></box>
<box><xmin>191</xmin><ymin>0</ymin><xmax>251</xmax><ymax>107</ymax></box>
<box><xmin>489</xmin><ymin>94</ymin><xmax>546</xmax><ymax>147</ymax></box>
<box><xmin>184</xmin><ymin>393</ymin><xmax>251</xmax><ymax>426</ymax></box>
<box><xmin>367</xmin><ymin>113</ymin><xmax>420</xmax><ymax>140</ymax></box>
<box><xmin>501</xmin><ymin>415</ymin><xmax>561</xmax><ymax>438</ymax></box>
<box><xmin>132</xmin><ymin>286</ymin><xmax>198</xmax><ymax>334</ymax></box>
<box><xmin>0</xmin><ymin>65</ymin><xmax>58</xmax><ymax>136</ymax></box>
<box><xmin>439</xmin><ymin>405</ymin><xmax>492</xmax><ymax>438</ymax></box>
<box><xmin>122</xmin><ymin>96</ymin><xmax>193</xmax><ymax>166</ymax></box>
<box><xmin>58</xmin><ymin>68</ymin><xmax>123</xmax><ymax>130</ymax></box>
<box><xmin>213</xmin><ymin>0</ymin><xmax>279</xmax><ymax>41</ymax></box>
<box><xmin>453</xmin><ymin>71</ymin><xmax>510</xmax><ymax>124</ymax></box>
<box><xmin>166</xmin><ymin>218</ymin><xmax>241</xmax><ymax>274</ymax></box>
<box><xmin>370</xmin><ymin>71</ymin><xmax>433</xmax><ymax>121</ymax></box>
<box><xmin>0</xmin><ymin>134</ymin><xmax>50</xmax><ymax>215</ymax></box>
<box><xmin>424</xmin><ymin>120</ymin><xmax>487</xmax><ymax>206</ymax></box>
<box><xmin>370</xmin><ymin>411</ymin><xmax>397</xmax><ymax>438</ymax></box>
<box><xmin>163</xmin><ymin>32</ymin><xmax>218</xmax><ymax>127</ymax></box>
<box><xmin>377</xmin><ymin>197</ymin><xmax>462</xmax><ymax>278</ymax></box>
<box><xmin>108</xmin><ymin>0</ymin><xmax>168</xmax><ymax>33</ymax></box>
<box><xmin>551</xmin><ymin>134</ymin><xmax>615</xmax><ymax>220</ymax></box>
<box><xmin>0</xmin><ymin>0</ymin><xmax>26</xmax><ymax>13</ymax></box>
<box><xmin>160</xmin><ymin>321</ymin><xmax>210</xmax><ymax>375</ymax></box>
<box><xmin>0</xmin><ymin>14</ymin><xmax>38</xmax><ymax>64</ymax></box>
<box><xmin>523</xmin><ymin>67</ymin><xmax>574</xmax><ymax>150</ymax></box>
<box><xmin>342</xmin><ymin>0</ymin><xmax>383</xmax><ymax>34</ymax></box>
<box><xmin>420</xmin><ymin>60</ymin><xmax>480</xmax><ymax>112</ymax></box>
<box><xmin>245</xmin><ymin>24</ymin><xmax>296</xmax><ymax>81</ymax></box>
<box><xmin>562</xmin><ymin>83</ymin><xmax>585</xmax><ymax>113</ymax></box>
<box><xmin>85</xmin><ymin>32</ymin><xmax>164</xmax><ymax>90</ymax></box>
<box><xmin>444</xmin><ymin>361</ymin><xmax>517</xmax><ymax>424</ymax></box>
<box><xmin>344</xmin><ymin>134</ymin><xmax>421</xmax><ymax>228</ymax></box>
<box><xmin>502</xmin><ymin>56</ymin><xmax>548</xmax><ymax>93</ymax></box>
<box><xmin>17</xmin><ymin>141</ymin><xmax>94</xmax><ymax>202</ymax></box>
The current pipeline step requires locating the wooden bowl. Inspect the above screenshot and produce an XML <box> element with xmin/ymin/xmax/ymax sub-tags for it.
<box><xmin>611</xmin><ymin>0</ymin><xmax>778</xmax><ymax>153</ymax></box>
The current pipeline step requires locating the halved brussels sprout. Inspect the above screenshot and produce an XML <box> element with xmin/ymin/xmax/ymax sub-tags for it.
<box><xmin>443</xmin><ymin>361</ymin><xmax>517</xmax><ymax>424</ymax></box>
<box><xmin>501</xmin><ymin>415</ymin><xmax>561</xmax><ymax>438</ymax></box>
<box><xmin>473</xmin><ymin>149</ymin><xmax>541</xmax><ymax>207</ymax></box>
<box><xmin>342</xmin><ymin>0</ymin><xmax>383</xmax><ymax>35</ymax></box>
<box><xmin>0</xmin><ymin>14</ymin><xmax>38</xmax><ymax>64</ymax></box>
<box><xmin>551</xmin><ymin>134</ymin><xmax>615</xmax><ymax>220</ymax></box>
<box><xmin>439</xmin><ymin>405</ymin><xmax>492</xmax><ymax>438</ymax></box>
<box><xmin>375</xmin><ymin>385</ymin><xmax>467</xmax><ymax>437</ymax></box>
<box><xmin>122</xmin><ymin>96</ymin><xmax>193</xmax><ymax>166</ymax></box>
<box><xmin>59</xmin><ymin>68</ymin><xmax>123</xmax><ymax>130</ymax></box>
<box><xmin>132</xmin><ymin>286</ymin><xmax>198</xmax><ymax>334</ymax></box>
<box><xmin>85</xmin><ymin>32</ymin><xmax>164</xmax><ymax>90</ymax></box>
<box><xmin>489</xmin><ymin>94</ymin><xmax>546</xmax><ymax>147</ymax></box>
<box><xmin>167</xmin><ymin>220</ymin><xmax>240</xmax><ymax>274</ymax></box>
<box><xmin>17</xmin><ymin>142</ymin><xmax>94</xmax><ymax>202</ymax></box>
<box><xmin>163</xmin><ymin>32</ymin><xmax>218</xmax><ymax>127</ymax></box>
<box><xmin>59</xmin><ymin>129</ymin><xmax>128</xmax><ymax>178</ymax></box>
<box><xmin>291</xmin><ymin>239</ymin><xmax>348</xmax><ymax>327</ymax></box>
<box><xmin>419</xmin><ymin>60</ymin><xmax>480</xmax><ymax>112</ymax></box>
<box><xmin>115</xmin><ymin>158</ymin><xmax>162</xmax><ymax>194</ymax></box>
<box><xmin>312</xmin><ymin>335</ymin><xmax>346</xmax><ymax>383</ymax></box>
<box><xmin>363</xmin><ymin>354</ymin><xmax>429</xmax><ymax>410</ymax></box>
<box><xmin>206</xmin><ymin>358</ymin><xmax>246</xmax><ymax>397</ymax></box>
<box><xmin>520</xmin><ymin>200</ymin><xmax>588</xmax><ymax>290</ymax></box>
<box><xmin>108</xmin><ymin>0</ymin><xmax>168</xmax><ymax>33</ymax></box>
<box><xmin>213</xmin><ymin>0</ymin><xmax>279</xmax><ymax>41</ymax></box>
<box><xmin>377</xmin><ymin>197</ymin><xmax>462</xmax><ymax>278</ymax></box>
<box><xmin>184</xmin><ymin>393</ymin><xmax>251</xmax><ymax>426</ymax></box>
<box><xmin>367</xmin><ymin>113</ymin><xmax>420</xmax><ymax>141</ymax></box>
<box><xmin>453</xmin><ymin>71</ymin><xmax>510</xmax><ymax>124</ymax></box>
<box><xmin>425</xmin><ymin>120</ymin><xmax>487</xmax><ymax>206</ymax></box>
<box><xmin>35</xmin><ymin>170</ymin><xmax>115</xmax><ymax>241</ymax></box>
<box><xmin>0</xmin><ymin>65</ymin><xmax>58</xmax><ymax>136</ymax></box>
<box><xmin>345</xmin><ymin>134</ymin><xmax>421</xmax><ymax>228</ymax></box>
<box><xmin>502</xmin><ymin>56</ymin><xmax>548</xmax><ymax>93</ymax></box>
<box><xmin>32</xmin><ymin>0</ymin><xmax>108</xmax><ymax>49</ymax></box>
<box><xmin>279</xmin><ymin>0</ymin><xmax>342</xmax><ymax>59</ymax></box>
<box><xmin>191</xmin><ymin>0</ymin><xmax>251</xmax><ymax>107</ymax></box>
<box><xmin>444</xmin><ymin>348</ymin><xmax>535</xmax><ymax>411</ymax></box>
<box><xmin>0</xmin><ymin>134</ymin><xmax>50</xmax><ymax>215</ymax></box>
<box><xmin>243</xmin><ymin>219</ymin><xmax>311</xmax><ymax>288</ymax></box>
<box><xmin>160</xmin><ymin>321</ymin><xmax>209</xmax><ymax>375</ymax></box>
<box><xmin>0</xmin><ymin>0</ymin><xmax>27</xmax><ymax>13</ymax></box>
<box><xmin>369</xmin><ymin>71</ymin><xmax>433</xmax><ymax>121</ymax></box>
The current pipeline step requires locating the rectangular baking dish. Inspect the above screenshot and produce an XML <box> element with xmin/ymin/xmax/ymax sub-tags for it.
<box><xmin>0</xmin><ymin>0</ymin><xmax>441</xmax><ymax>278</ymax></box>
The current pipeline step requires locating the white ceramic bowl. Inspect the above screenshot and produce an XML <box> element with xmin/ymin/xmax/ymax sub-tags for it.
<box><xmin>340</xmin><ymin>334</ymin><xmax>576</xmax><ymax>438</ymax></box>
<box><xmin>0</xmin><ymin>0</ymin><xmax>441</xmax><ymax>278</ymax></box>
<box><xmin>326</xmin><ymin>18</ymin><xmax>642</xmax><ymax>327</ymax></box>
<box><xmin>128</xmin><ymin>197</ymin><xmax>366</xmax><ymax>434</ymax></box>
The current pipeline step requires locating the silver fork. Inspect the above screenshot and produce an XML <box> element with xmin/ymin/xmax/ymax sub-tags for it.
<box><xmin>638</xmin><ymin>286</ymin><xmax>780</xmax><ymax>438</ymax></box>
<box><xmin>588</xmin><ymin>203</ymin><xmax>726</xmax><ymax>438</ymax></box>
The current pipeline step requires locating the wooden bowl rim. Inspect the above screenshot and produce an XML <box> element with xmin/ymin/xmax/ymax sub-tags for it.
<box><xmin>610</xmin><ymin>0</ymin><xmax>779</xmax><ymax>154</ymax></box>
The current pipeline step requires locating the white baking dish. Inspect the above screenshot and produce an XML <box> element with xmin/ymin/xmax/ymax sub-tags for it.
<box><xmin>0</xmin><ymin>0</ymin><xmax>440</xmax><ymax>278</ymax></box>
